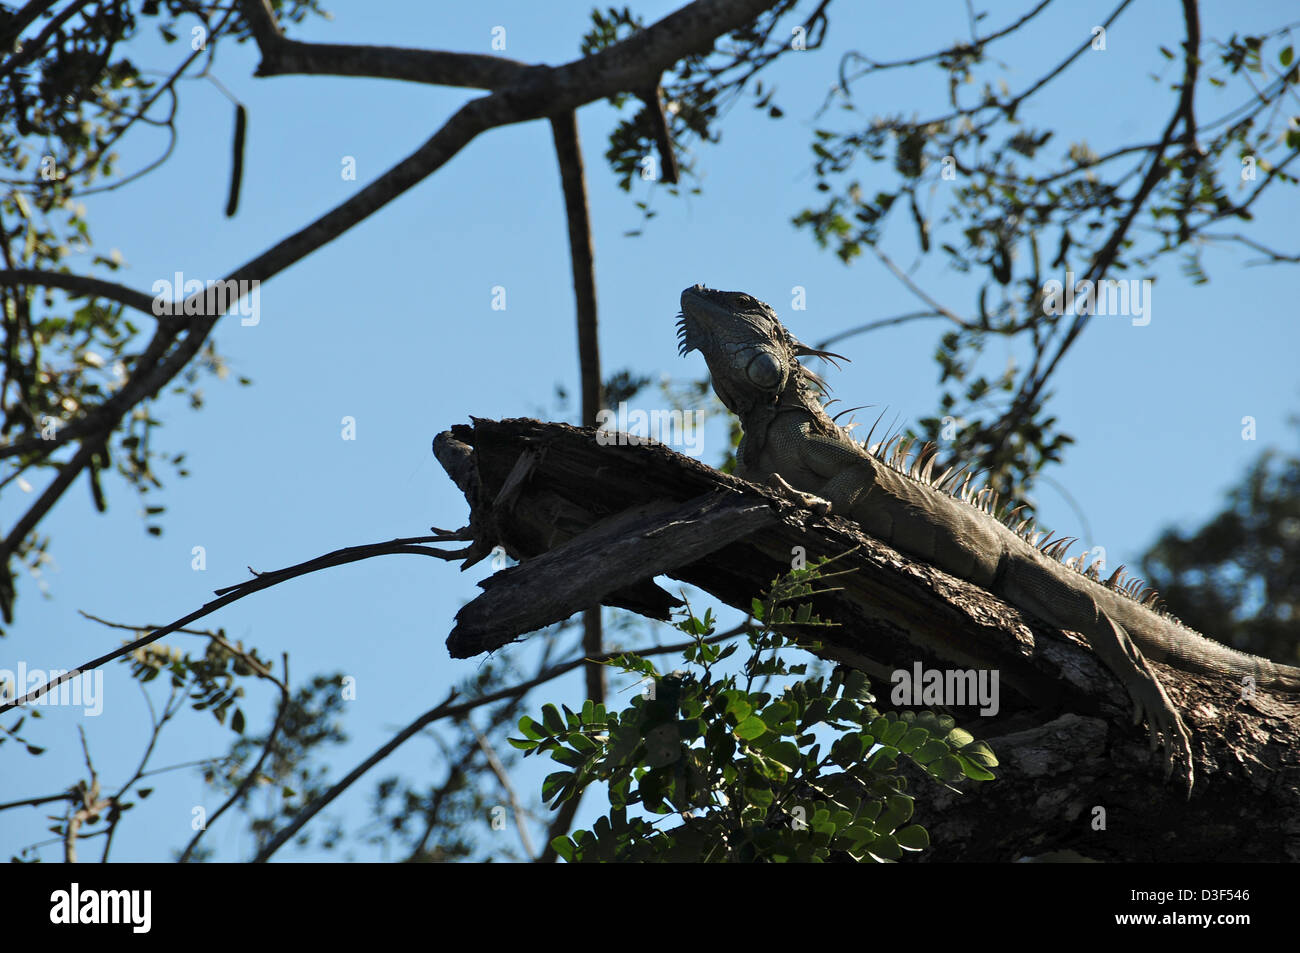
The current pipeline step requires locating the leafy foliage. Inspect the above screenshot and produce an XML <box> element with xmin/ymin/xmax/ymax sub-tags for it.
<box><xmin>581</xmin><ymin>2</ymin><xmax>811</xmax><ymax>234</ymax></box>
<box><xmin>513</xmin><ymin>560</ymin><xmax>997</xmax><ymax>862</ymax></box>
<box><xmin>593</xmin><ymin>5</ymin><xmax>1298</xmax><ymax>515</ymax></box>
<box><xmin>787</xmin><ymin>28</ymin><xmax>1300</xmax><ymax>504</ymax></box>
<box><xmin>125</xmin><ymin>636</ymin><xmax>251</xmax><ymax>731</ymax></box>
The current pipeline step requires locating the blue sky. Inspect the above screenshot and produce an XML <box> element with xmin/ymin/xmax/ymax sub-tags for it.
<box><xmin>2</xmin><ymin>0</ymin><xmax>1297</xmax><ymax>861</ymax></box>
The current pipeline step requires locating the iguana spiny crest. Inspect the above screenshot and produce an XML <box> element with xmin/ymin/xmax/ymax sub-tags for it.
<box><xmin>678</xmin><ymin>284</ymin><xmax>1184</xmax><ymax>618</ymax></box>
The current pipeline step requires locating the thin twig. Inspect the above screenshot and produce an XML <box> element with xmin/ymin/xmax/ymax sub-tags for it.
<box><xmin>0</xmin><ymin>535</ymin><xmax>451</xmax><ymax>714</ymax></box>
<box><xmin>473</xmin><ymin>721</ymin><xmax>536</xmax><ymax>859</ymax></box>
<box><xmin>253</xmin><ymin>625</ymin><xmax>745</xmax><ymax>863</ymax></box>
<box><xmin>869</xmin><ymin>246</ymin><xmax>973</xmax><ymax>329</ymax></box>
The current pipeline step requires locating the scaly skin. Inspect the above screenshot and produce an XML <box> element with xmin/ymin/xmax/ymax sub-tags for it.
<box><xmin>677</xmin><ymin>284</ymin><xmax>1300</xmax><ymax>792</ymax></box>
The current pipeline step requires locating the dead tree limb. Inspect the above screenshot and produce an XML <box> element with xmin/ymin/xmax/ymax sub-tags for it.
<box><xmin>433</xmin><ymin>417</ymin><xmax>1300</xmax><ymax>862</ymax></box>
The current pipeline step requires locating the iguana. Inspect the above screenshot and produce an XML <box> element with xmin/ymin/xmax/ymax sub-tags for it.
<box><xmin>676</xmin><ymin>284</ymin><xmax>1300</xmax><ymax>792</ymax></box>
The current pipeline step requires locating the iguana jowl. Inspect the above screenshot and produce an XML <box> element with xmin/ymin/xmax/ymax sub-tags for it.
<box><xmin>676</xmin><ymin>284</ymin><xmax>1300</xmax><ymax>791</ymax></box>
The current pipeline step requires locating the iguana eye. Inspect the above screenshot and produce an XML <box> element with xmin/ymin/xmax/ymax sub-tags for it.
<box><xmin>747</xmin><ymin>351</ymin><xmax>782</xmax><ymax>389</ymax></box>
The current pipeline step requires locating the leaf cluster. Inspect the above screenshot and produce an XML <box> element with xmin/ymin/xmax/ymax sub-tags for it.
<box><xmin>513</xmin><ymin>560</ymin><xmax>997</xmax><ymax>861</ymax></box>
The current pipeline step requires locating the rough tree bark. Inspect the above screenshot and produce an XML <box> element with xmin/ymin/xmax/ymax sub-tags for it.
<box><xmin>433</xmin><ymin>417</ymin><xmax>1300</xmax><ymax>862</ymax></box>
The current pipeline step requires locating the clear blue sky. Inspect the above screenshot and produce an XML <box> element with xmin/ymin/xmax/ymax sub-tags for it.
<box><xmin>2</xmin><ymin>0</ymin><xmax>1297</xmax><ymax>861</ymax></box>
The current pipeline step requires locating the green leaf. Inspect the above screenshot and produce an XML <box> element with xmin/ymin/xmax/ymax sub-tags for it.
<box><xmin>880</xmin><ymin>719</ymin><xmax>908</xmax><ymax>747</ymax></box>
<box><xmin>760</xmin><ymin>701</ymin><xmax>793</xmax><ymax>730</ymax></box>
<box><xmin>724</xmin><ymin>694</ymin><xmax>751</xmax><ymax>721</ymax></box>
<box><xmin>542</xmin><ymin>770</ymin><xmax>573</xmax><ymax>804</ymax></box>
<box><xmin>912</xmin><ymin>738</ymin><xmax>949</xmax><ymax>764</ymax></box>
<box><xmin>897</xmin><ymin>726</ymin><xmax>930</xmax><ymax>754</ymax></box>
<box><xmin>550</xmin><ymin>836</ymin><xmax>576</xmax><ymax>862</ymax></box>
<box><xmin>876</xmin><ymin>795</ymin><xmax>913</xmax><ymax>833</ymax></box>
<box><xmin>542</xmin><ymin>704</ymin><xmax>565</xmax><ymax>735</ymax></box>
<box><xmin>954</xmin><ymin>752</ymin><xmax>997</xmax><ymax>782</ymax></box>
<box><xmin>734</xmin><ymin>715</ymin><xmax>767</xmax><ymax>740</ymax></box>
<box><xmin>758</xmin><ymin>739</ymin><xmax>802</xmax><ymax>772</ymax></box>
<box><xmin>895</xmin><ymin>824</ymin><xmax>930</xmax><ymax>850</ymax></box>
<box><xmin>932</xmin><ymin>753</ymin><xmax>968</xmax><ymax>782</ymax></box>
<box><xmin>960</xmin><ymin>740</ymin><xmax>1000</xmax><ymax>769</ymax></box>
<box><xmin>944</xmin><ymin>725</ymin><xmax>975</xmax><ymax>747</ymax></box>
<box><xmin>830</xmin><ymin>734</ymin><xmax>865</xmax><ymax>765</ymax></box>
<box><xmin>550</xmin><ymin>746</ymin><xmax>588</xmax><ymax>768</ymax></box>
<box><xmin>868</xmin><ymin>833</ymin><xmax>904</xmax><ymax>861</ymax></box>
<box><xmin>866</xmin><ymin>745</ymin><xmax>900</xmax><ymax>771</ymax></box>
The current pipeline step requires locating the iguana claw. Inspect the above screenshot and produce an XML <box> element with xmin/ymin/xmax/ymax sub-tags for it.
<box><xmin>767</xmin><ymin>473</ymin><xmax>832</xmax><ymax>515</ymax></box>
<box><xmin>1127</xmin><ymin>688</ymin><xmax>1194</xmax><ymax>797</ymax></box>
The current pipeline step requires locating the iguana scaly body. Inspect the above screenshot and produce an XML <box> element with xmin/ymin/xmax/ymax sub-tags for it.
<box><xmin>677</xmin><ymin>284</ymin><xmax>1300</xmax><ymax>791</ymax></box>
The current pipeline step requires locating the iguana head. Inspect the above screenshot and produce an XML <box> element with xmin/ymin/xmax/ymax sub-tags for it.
<box><xmin>677</xmin><ymin>285</ymin><xmax>845</xmax><ymax>416</ymax></box>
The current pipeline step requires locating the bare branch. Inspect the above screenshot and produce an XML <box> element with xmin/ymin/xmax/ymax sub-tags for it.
<box><xmin>868</xmin><ymin>246</ymin><xmax>974</xmax><ymax>330</ymax></box>
<box><xmin>548</xmin><ymin>109</ymin><xmax>607</xmax><ymax>727</ymax></box>
<box><xmin>240</xmin><ymin>0</ymin><xmax>533</xmax><ymax>89</ymax></box>
<box><xmin>814</xmin><ymin>310</ymin><xmax>950</xmax><ymax>350</ymax></box>
<box><xmin>639</xmin><ymin>86</ymin><xmax>681</xmax><ymax>184</ymax></box>
<box><xmin>473</xmin><ymin>722</ymin><xmax>536</xmax><ymax>859</ymax></box>
<box><xmin>0</xmin><ymin>535</ymin><xmax>451</xmax><ymax>714</ymax></box>
<box><xmin>0</xmin><ymin>269</ymin><xmax>161</xmax><ymax>319</ymax></box>
<box><xmin>976</xmin><ymin>0</ymin><xmax>1202</xmax><ymax>462</ymax></box>
<box><xmin>100</xmin><ymin>679</ymin><xmax>187</xmax><ymax>861</ymax></box>
<box><xmin>834</xmin><ymin>0</ymin><xmax>1053</xmax><ymax>80</ymax></box>
<box><xmin>1201</xmin><ymin>231</ymin><xmax>1300</xmax><ymax>264</ymax></box>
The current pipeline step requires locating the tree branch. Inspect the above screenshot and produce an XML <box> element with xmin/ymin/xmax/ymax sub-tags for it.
<box><xmin>0</xmin><ymin>535</ymin><xmax>452</xmax><ymax>714</ymax></box>
<box><xmin>0</xmin><ymin>0</ymin><xmax>784</xmax><ymax>625</ymax></box>
<box><xmin>982</xmin><ymin>0</ymin><xmax>1202</xmax><ymax>458</ymax></box>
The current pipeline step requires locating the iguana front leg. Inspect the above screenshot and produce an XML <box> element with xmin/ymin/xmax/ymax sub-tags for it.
<box><xmin>766</xmin><ymin>473</ymin><xmax>832</xmax><ymax>515</ymax></box>
<box><xmin>1003</xmin><ymin>555</ymin><xmax>1195</xmax><ymax>795</ymax></box>
<box><xmin>763</xmin><ymin>427</ymin><xmax>881</xmax><ymax>511</ymax></box>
